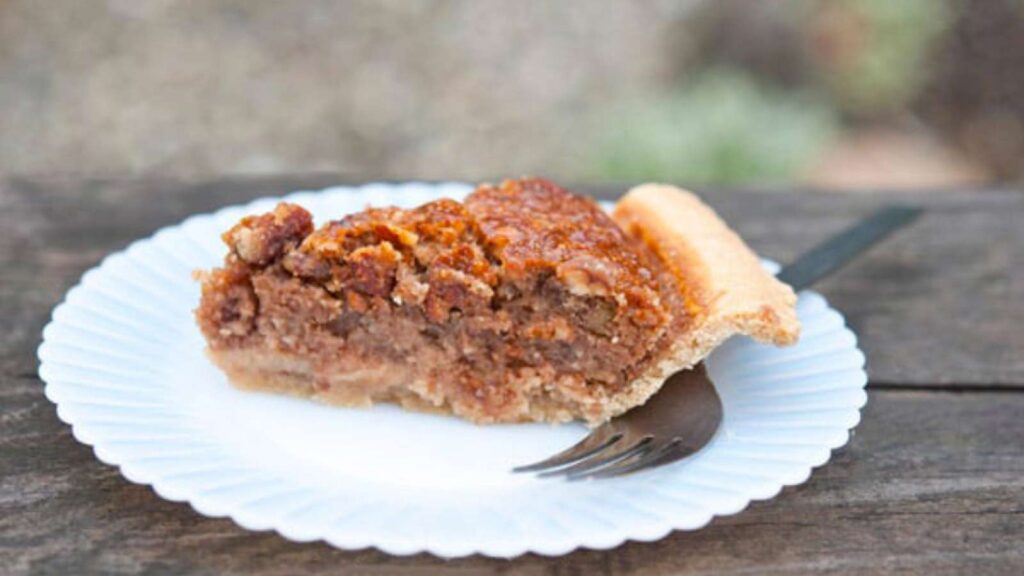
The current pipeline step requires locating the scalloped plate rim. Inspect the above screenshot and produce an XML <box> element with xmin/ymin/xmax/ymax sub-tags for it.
<box><xmin>37</xmin><ymin>181</ymin><xmax>868</xmax><ymax>559</ymax></box>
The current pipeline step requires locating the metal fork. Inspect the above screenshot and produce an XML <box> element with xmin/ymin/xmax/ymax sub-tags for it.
<box><xmin>514</xmin><ymin>205</ymin><xmax>923</xmax><ymax>480</ymax></box>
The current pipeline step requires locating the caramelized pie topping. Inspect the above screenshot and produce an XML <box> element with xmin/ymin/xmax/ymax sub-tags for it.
<box><xmin>196</xmin><ymin>179</ymin><xmax>798</xmax><ymax>424</ymax></box>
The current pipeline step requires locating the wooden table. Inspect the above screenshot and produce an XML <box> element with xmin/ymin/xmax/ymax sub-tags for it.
<box><xmin>2</xmin><ymin>176</ymin><xmax>1022</xmax><ymax>575</ymax></box>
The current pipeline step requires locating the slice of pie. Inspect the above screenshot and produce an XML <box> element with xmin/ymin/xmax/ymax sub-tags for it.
<box><xmin>196</xmin><ymin>179</ymin><xmax>798</xmax><ymax>424</ymax></box>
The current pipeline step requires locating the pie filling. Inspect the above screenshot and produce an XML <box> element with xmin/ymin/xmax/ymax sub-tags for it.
<box><xmin>196</xmin><ymin>179</ymin><xmax>690</xmax><ymax>423</ymax></box>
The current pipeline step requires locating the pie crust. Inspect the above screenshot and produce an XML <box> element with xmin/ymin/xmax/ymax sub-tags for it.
<box><xmin>606</xmin><ymin>184</ymin><xmax>800</xmax><ymax>417</ymax></box>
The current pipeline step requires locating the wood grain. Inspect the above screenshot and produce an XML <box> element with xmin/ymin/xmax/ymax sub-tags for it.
<box><xmin>2</xmin><ymin>176</ymin><xmax>1021</xmax><ymax>388</ymax></box>
<box><xmin>3</xmin><ymin>388</ymin><xmax>1021</xmax><ymax>575</ymax></box>
<box><xmin>1</xmin><ymin>175</ymin><xmax>1023</xmax><ymax>575</ymax></box>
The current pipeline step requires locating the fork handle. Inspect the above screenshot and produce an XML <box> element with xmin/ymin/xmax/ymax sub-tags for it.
<box><xmin>776</xmin><ymin>205</ymin><xmax>922</xmax><ymax>292</ymax></box>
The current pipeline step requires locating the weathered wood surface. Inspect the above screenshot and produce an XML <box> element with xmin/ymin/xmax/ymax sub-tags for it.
<box><xmin>3</xmin><ymin>176</ymin><xmax>1021</xmax><ymax>388</ymax></box>
<box><xmin>1</xmin><ymin>176</ymin><xmax>1023</xmax><ymax>575</ymax></box>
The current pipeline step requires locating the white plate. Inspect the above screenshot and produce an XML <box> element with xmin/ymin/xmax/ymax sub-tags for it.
<box><xmin>38</xmin><ymin>182</ymin><xmax>867</xmax><ymax>558</ymax></box>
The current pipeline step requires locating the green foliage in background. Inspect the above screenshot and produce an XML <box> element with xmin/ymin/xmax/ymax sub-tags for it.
<box><xmin>819</xmin><ymin>0</ymin><xmax>952</xmax><ymax>116</ymax></box>
<box><xmin>587</xmin><ymin>69</ymin><xmax>837</xmax><ymax>185</ymax></box>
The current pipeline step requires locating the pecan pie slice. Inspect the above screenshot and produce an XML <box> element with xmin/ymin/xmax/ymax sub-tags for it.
<box><xmin>196</xmin><ymin>179</ymin><xmax>798</xmax><ymax>424</ymax></box>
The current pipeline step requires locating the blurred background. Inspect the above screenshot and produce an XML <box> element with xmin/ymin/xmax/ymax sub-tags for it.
<box><xmin>2</xmin><ymin>0</ymin><xmax>1022</xmax><ymax>190</ymax></box>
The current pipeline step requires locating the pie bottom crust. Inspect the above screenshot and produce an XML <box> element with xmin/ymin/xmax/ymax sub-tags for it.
<box><xmin>207</xmin><ymin>347</ymin><xmax>650</xmax><ymax>424</ymax></box>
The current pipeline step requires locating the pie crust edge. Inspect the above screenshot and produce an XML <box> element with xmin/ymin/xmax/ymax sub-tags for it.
<box><xmin>603</xmin><ymin>183</ymin><xmax>801</xmax><ymax>419</ymax></box>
